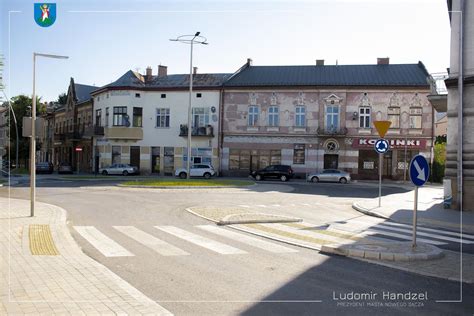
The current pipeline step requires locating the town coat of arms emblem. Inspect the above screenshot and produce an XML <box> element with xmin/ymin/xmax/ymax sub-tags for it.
<box><xmin>34</xmin><ymin>3</ymin><xmax>56</xmax><ymax>27</ymax></box>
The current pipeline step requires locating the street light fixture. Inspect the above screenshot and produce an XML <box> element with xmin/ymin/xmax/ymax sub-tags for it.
<box><xmin>30</xmin><ymin>52</ymin><xmax>68</xmax><ymax>217</ymax></box>
<box><xmin>170</xmin><ymin>32</ymin><xmax>208</xmax><ymax>179</ymax></box>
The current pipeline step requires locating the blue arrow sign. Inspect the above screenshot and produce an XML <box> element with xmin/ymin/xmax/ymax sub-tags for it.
<box><xmin>374</xmin><ymin>139</ymin><xmax>389</xmax><ymax>154</ymax></box>
<box><xmin>409</xmin><ymin>155</ymin><xmax>430</xmax><ymax>186</ymax></box>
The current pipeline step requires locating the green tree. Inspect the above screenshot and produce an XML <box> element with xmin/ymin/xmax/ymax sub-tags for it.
<box><xmin>57</xmin><ymin>93</ymin><xmax>67</xmax><ymax>105</ymax></box>
<box><xmin>431</xmin><ymin>142</ymin><xmax>446</xmax><ymax>183</ymax></box>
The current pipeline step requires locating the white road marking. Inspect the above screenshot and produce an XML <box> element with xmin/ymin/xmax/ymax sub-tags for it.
<box><xmin>256</xmin><ymin>205</ymin><xmax>268</xmax><ymax>208</ymax></box>
<box><xmin>197</xmin><ymin>225</ymin><xmax>298</xmax><ymax>253</ymax></box>
<box><xmin>155</xmin><ymin>226</ymin><xmax>247</xmax><ymax>255</ymax></box>
<box><xmin>372</xmin><ymin>224</ymin><xmax>474</xmax><ymax>244</ymax></box>
<box><xmin>73</xmin><ymin>226</ymin><xmax>134</xmax><ymax>257</ymax></box>
<box><xmin>261</xmin><ymin>223</ymin><xmax>354</xmax><ymax>244</ymax></box>
<box><xmin>378</xmin><ymin>221</ymin><xmax>474</xmax><ymax>239</ymax></box>
<box><xmin>364</xmin><ymin>228</ymin><xmax>446</xmax><ymax>245</ymax></box>
<box><xmin>113</xmin><ymin>226</ymin><xmax>189</xmax><ymax>256</ymax></box>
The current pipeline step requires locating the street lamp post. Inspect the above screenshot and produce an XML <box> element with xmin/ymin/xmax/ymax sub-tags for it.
<box><xmin>170</xmin><ymin>32</ymin><xmax>208</xmax><ymax>179</ymax></box>
<box><xmin>30</xmin><ymin>52</ymin><xmax>68</xmax><ymax>217</ymax></box>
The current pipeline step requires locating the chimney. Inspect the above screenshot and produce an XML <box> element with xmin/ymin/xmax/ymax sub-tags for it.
<box><xmin>247</xmin><ymin>58</ymin><xmax>253</xmax><ymax>66</ymax></box>
<box><xmin>145</xmin><ymin>66</ymin><xmax>152</xmax><ymax>82</ymax></box>
<box><xmin>158</xmin><ymin>65</ymin><xmax>167</xmax><ymax>77</ymax></box>
<box><xmin>316</xmin><ymin>59</ymin><xmax>324</xmax><ymax>66</ymax></box>
<box><xmin>377</xmin><ymin>57</ymin><xmax>390</xmax><ymax>65</ymax></box>
<box><xmin>193</xmin><ymin>67</ymin><xmax>198</xmax><ymax>75</ymax></box>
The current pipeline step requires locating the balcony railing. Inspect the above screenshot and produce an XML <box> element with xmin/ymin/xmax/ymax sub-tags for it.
<box><xmin>179</xmin><ymin>124</ymin><xmax>214</xmax><ymax>137</ymax></box>
<box><xmin>317</xmin><ymin>127</ymin><xmax>348</xmax><ymax>136</ymax></box>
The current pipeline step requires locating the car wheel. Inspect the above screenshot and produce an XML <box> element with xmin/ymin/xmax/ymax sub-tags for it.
<box><xmin>102</xmin><ymin>170</ymin><xmax>108</xmax><ymax>176</ymax></box>
<box><xmin>179</xmin><ymin>172</ymin><xmax>187</xmax><ymax>179</ymax></box>
<box><xmin>255</xmin><ymin>174</ymin><xmax>262</xmax><ymax>181</ymax></box>
<box><xmin>339</xmin><ymin>177</ymin><xmax>348</xmax><ymax>184</ymax></box>
<box><xmin>311</xmin><ymin>176</ymin><xmax>319</xmax><ymax>183</ymax></box>
<box><xmin>280</xmin><ymin>175</ymin><xmax>288</xmax><ymax>182</ymax></box>
<box><xmin>203</xmin><ymin>172</ymin><xmax>211</xmax><ymax>179</ymax></box>
<box><xmin>122</xmin><ymin>170</ymin><xmax>129</xmax><ymax>176</ymax></box>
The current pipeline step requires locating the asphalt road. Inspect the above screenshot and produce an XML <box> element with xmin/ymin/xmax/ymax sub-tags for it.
<box><xmin>1</xmin><ymin>177</ymin><xmax>473</xmax><ymax>315</ymax></box>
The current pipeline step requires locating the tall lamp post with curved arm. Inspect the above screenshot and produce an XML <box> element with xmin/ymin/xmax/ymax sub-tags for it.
<box><xmin>170</xmin><ymin>32</ymin><xmax>208</xmax><ymax>179</ymax></box>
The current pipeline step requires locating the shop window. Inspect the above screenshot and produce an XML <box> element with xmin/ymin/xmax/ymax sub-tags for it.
<box><xmin>409</xmin><ymin>107</ymin><xmax>422</xmax><ymax>129</ymax></box>
<box><xmin>388</xmin><ymin>107</ymin><xmax>400</xmax><ymax>128</ymax></box>
<box><xmin>295</xmin><ymin>106</ymin><xmax>305</xmax><ymax>127</ymax></box>
<box><xmin>229</xmin><ymin>149</ymin><xmax>240</xmax><ymax>170</ymax></box>
<box><xmin>268</xmin><ymin>106</ymin><xmax>279</xmax><ymax>126</ymax></box>
<box><xmin>112</xmin><ymin>146</ymin><xmax>121</xmax><ymax>164</ymax></box>
<box><xmin>248</xmin><ymin>105</ymin><xmax>259</xmax><ymax>126</ymax></box>
<box><xmin>359</xmin><ymin>107</ymin><xmax>371</xmax><ymax>128</ymax></box>
<box><xmin>229</xmin><ymin>149</ymin><xmax>281</xmax><ymax>170</ymax></box>
<box><xmin>293</xmin><ymin>144</ymin><xmax>305</xmax><ymax>164</ymax></box>
<box><xmin>133</xmin><ymin>107</ymin><xmax>142</xmax><ymax>127</ymax></box>
<box><xmin>156</xmin><ymin>108</ymin><xmax>170</xmax><ymax>128</ymax></box>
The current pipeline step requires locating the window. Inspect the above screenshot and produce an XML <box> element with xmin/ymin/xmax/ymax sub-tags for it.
<box><xmin>388</xmin><ymin>107</ymin><xmax>400</xmax><ymax>128</ymax></box>
<box><xmin>409</xmin><ymin>107</ymin><xmax>422</xmax><ymax>129</ymax></box>
<box><xmin>248</xmin><ymin>106</ymin><xmax>259</xmax><ymax>126</ymax></box>
<box><xmin>326</xmin><ymin>105</ymin><xmax>339</xmax><ymax>131</ymax></box>
<box><xmin>133</xmin><ymin>107</ymin><xmax>142</xmax><ymax>127</ymax></box>
<box><xmin>156</xmin><ymin>108</ymin><xmax>170</xmax><ymax>128</ymax></box>
<box><xmin>268</xmin><ymin>106</ymin><xmax>279</xmax><ymax>126</ymax></box>
<box><xmin>295</xmin><ymin>106</ymin><xmax>306</xmax><ymax>127</ymax></box>
<box><xmin>359</xmin><ymin>107</ymin><xmax>371</xmax><ymax>128</ymax></box>
<box><xmin>95</xmin><ymin>109</ymin><xmax>102</xmax><ymax>126</ymax></box>
<box><xmin>161</xmin><ymin>94</ymin><xmax>166</xmax><ymax>98</ymax></box>
<box><xmin>229</xmin><ymin>149</ymin><xmax>280</xmax><ymax>170</ymax></box>
<box><xmin>293</xmin><ymin>144</ymin><xmax>305</xmax><ymax>164</ymax></box>
<box><xmin>105</xmin><ymin>107</ymin><xmax>109</xmax><ymax>127</ymax></box>
<box><xmin>113</xmin><ymin>106</ymin><xmax>127</xmax><ymax>126</ymax></box>
<box><xmin>135</xmin><ymin>93</ymin><xmax>141</xmax><ymax>98</ymax></box>
<box><xmin>196</xmin><ymin>93</ymin><xmax>202</xmax><ymax>98</ymax></box>
<box><xmin>192</xmin><ymin>107</ymin><xmax>210</xmax><ymax>128</ymax></box>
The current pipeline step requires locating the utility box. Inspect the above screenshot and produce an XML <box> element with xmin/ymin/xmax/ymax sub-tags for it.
<box><xmin>443</xmin><ymin>178</ymin><xmax>452</xmax><ymax>209</ymax></box>
<box><xmin>22</xmin><ymin>117</ymin><xmax>44</xmax><ymax>138</ymax></box>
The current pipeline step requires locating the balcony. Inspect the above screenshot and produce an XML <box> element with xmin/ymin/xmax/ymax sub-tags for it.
<box><xmin>83</xmin><ymin>125</ymin><xmax>104</xmax><ymax>137</ymax></box>
<box><xmin>179</xmin><ymin>124</ymin><xmax>214</xmax><ymax>137</ymax></box>
<box><xmin>105</xmin><ymin>126</ymin><xmax>143</xmax><ymax>140</ymax></box>
<box><xmin>317</xmin><ymin>127</ymin><xmax>348</xmax><ymax>136</ymax></box>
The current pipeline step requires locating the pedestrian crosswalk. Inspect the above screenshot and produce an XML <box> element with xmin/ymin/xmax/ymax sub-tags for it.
<box><xmin>72</xmin><ymin>219</ymin><xmax>473</xmax><ymax>259</ymax></box>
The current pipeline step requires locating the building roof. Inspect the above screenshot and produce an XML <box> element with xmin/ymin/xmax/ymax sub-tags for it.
<box><xmin>93</xmin><ymin>71</ymin><xmax>231</xmax><ymax>94</ymax></box>
<box><xmin>74</xmin><ymin>83</ymin><xmax>98</xmax><ymax>104</ymax></box>
<box><xmin>224</xmin><ymin>62</ymin><xmax>430</xmax><ymax>88</ymax></box>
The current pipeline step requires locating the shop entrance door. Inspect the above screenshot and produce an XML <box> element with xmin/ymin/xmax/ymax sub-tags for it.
<box><xmin>383</xmin><ymin>151</ymin><xmax>393</xmax><ymax>178</ymax></box>
<box><xmin>130</xmin><ymin>147</ymin><xmax>140</xmax><ymax>170</ymax></box>
<box><xmin>324</xmin><ymin>154</ymin><xmax>339</xmax><ymax>169</ymax></box>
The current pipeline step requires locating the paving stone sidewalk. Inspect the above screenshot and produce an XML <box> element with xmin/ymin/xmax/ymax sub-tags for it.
<box><xmin>0</xmin><ymin>197</ymin><xmax>172</xmax><ymax>315</ymax></box>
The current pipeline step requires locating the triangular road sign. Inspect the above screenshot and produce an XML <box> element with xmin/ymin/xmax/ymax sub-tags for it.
<box><xmin>373</xmin><ymin>121</ymin><xmax>392</xmax><ymax>138</ymax></box>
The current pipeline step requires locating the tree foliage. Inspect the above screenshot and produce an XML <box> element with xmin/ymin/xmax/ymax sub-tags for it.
<box><xmin>57</xmin><ymin>93</ymin><xmax>67</xmax><ymax>105</ymax></box>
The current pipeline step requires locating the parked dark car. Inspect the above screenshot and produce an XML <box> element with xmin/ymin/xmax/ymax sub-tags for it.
<box><xmin>36</xmin><ymin>162</ymin><xmax>53</xmax><ymax>174</ymax></box>
<box><xmin>250</xmin><ymin>165</ymin><xmax>294</xmax><ymax>182</ymax></box>
<box><xmin>58</xmin><ymin>162</ymin><xmax>73</xmax><ymax>174</ymax></box>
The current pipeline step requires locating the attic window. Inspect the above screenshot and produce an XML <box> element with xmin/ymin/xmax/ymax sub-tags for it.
<box><xmin>135</xmin><ymin>93</ymin><xmax>141</xmax><ymax>98</ymax></box>
<box><xmin>161</xmin><ymin>94</ymin><xmax>166</xmax><ymax>98</ymax></box>
<box><xmin>196</xmin><ymin>93</ymin><xmax>202</xmax><ymax>98</ymax></box>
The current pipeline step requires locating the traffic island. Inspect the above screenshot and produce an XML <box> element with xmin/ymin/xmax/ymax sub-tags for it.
<box><xmin>186</xmin><ymin>207</ymin><xmax>302</xmax><ymax>225</ymax></box>
<box><xmin>321</xmin><ymin>241</ymin><xmax>444</xmax><ymax>262</ymax></box>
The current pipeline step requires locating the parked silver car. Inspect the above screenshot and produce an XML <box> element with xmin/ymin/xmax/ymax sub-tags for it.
<box><xmin>175</xmin><ymin>164</ymin><xmax>216</xmax><ymax>179</ymax></box>
<box><xmin>307</xmin><ymin>169</ymin><xmax>351</xmax><ymax>184</ymax></box>
<box><xmin>99</xmin><ymin>164</ymin><xmax>138</xmax><ymax>176</ymax></box>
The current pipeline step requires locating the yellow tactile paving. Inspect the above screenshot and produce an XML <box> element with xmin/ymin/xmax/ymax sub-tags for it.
<box><xmin>29</xmin><ymin>224</ymin><xmax>59</xmax><ymax>256</ymax></box>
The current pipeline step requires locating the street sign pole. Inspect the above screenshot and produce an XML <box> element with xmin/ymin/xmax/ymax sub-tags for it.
<box><xmin>373</xmin><ymin>121</ymin><xmax>392</xmax><ymax>208</ymax></box>
<box><xmin>379</xmin><ymin>153</ymin><xmax>382</xmax><ymax>207</ymax></box>
<box><xmin>413</xmin><ymin>186</ymin><xmax>418</xmax><ymax>248</ymax></box>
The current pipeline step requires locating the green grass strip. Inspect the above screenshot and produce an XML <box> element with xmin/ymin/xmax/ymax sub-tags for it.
<box><xmin>121</xmin><ymin>179</ymin><xmax>254</xmax><ymax>187</ymax></box>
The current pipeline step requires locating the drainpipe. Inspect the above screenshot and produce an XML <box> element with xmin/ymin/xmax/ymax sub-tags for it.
<box><xmin>218</xmin><ymin>88</ymin><xmax>225</xmax><ymax>176</ymax></box>
<box><xmin>457</xmin><ymin>0</ymin><xmax>464</xmax><ymax>212</ymax></box>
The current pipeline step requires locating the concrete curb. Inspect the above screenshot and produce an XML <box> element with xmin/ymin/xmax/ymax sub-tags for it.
<box><xmin>218</xmin><ymin>213</ymin><xmax>302</xmax><ymax>225</ymax></box>
<box><xmin>352</xmin><ymin>201</ymin><xmax>390</xmax><ymax>219</ymax></box>
<box><xmin>321</xmin><ymin>242</ymin><xmax>444</xmax><ymax>262</ymax></box>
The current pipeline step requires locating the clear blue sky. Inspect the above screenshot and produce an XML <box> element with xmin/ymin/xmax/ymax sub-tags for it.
<box><xmin>1</xmin><ymin>0</ymin><xmax>451</xmax><ymax>102</ymax></box>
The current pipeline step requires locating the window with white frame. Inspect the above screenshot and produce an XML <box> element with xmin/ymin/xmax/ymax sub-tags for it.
<box><xmin>192</xmin><ymin>107</ymin><xmax>209</xmax><ymax>128</ymax></box>
<box><xmin>113</xmin><ymin>106</ymin><xmax>127</xmax><ymax>126</ymax></box>
<box><xmin>295</xmin><ymin>106</ymin><xmax>306</xmax><ymax>127</ymax></box>
<box><xmin>326</xmin><ymin>105</ymin><xmax>339</xmax><ymax>131</ymax></box>
<box><xmin>388</xmin><ymin>107</ymin><xmax>400</xmax><ymax>128</ymax></box>
<box><xmin>248</xmin><ymin>106</ymin><xmax>259</xmax><ymax>126</ymax></box>
<box><xmin>156</xmin><ymin>108</ymin><xmax>170</xmax><ymax>128</ymax></box>
<box><xmin>409</xmin><ymin>107</ymin><xmax>422</xmax><ymax>129</ymax></box>
<box><xmin>359</xmin><ymin>107</ymin><xmax>371</xmax><ymax>128</ymax></box>
<box><xmin>268</xmin><ymin>106</ymin><xmax>279</xmax><ymax>126</ymax></box>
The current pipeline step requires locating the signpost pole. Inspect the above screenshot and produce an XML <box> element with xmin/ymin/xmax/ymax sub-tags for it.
<box><xmin>378</xmin><ymin>153</ymin><xmax>382</xmax><ymax>207</ymax></box>
<box><xmin>413</xmin><ymin>186</ymin><xmax>418</xmax><ymax>248</ymax></box>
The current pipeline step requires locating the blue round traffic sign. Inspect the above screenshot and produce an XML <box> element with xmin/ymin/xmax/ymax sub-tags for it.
<box><xmin>374</xmin><ymin>139</ymin><xmax>390</xmax><ymax>154</ymax></box>
<box><xmin>409</xmin><ymin>155</ymin><xmax>430</xmax><ymax>187</ymax></box>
